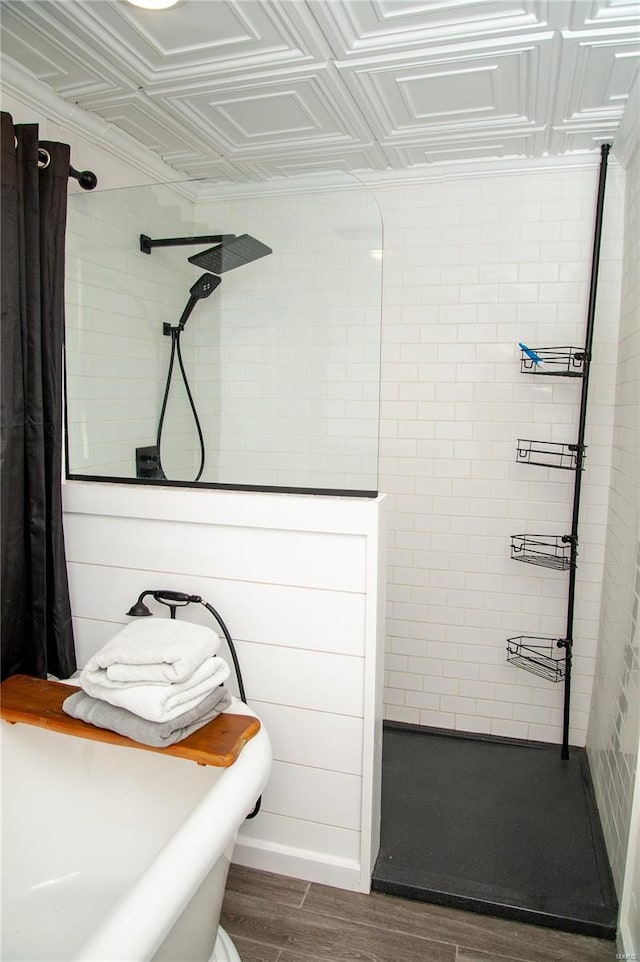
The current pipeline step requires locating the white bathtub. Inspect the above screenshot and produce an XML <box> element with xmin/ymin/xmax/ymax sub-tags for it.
<box><xmin>1</xmin><ymin>697</ymin><xmax>271</xmax><ymax>962</ymax></box>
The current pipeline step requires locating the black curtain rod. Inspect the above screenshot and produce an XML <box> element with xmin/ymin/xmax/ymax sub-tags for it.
<box><xmin>36</xmin><ymin>145</ymin><xmax>97</xmax><ymax>190</ymax></box>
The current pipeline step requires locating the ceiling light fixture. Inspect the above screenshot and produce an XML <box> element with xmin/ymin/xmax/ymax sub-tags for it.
<box><xmin>125</xmin><ymin>0</ymin><xmax>180</xmax><ymax>10</ymax></box>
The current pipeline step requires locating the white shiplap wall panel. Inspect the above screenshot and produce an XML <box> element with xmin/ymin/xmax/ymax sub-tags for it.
<box><xmin>71</xmin><ymin>616</ymin><xmax>125</xmax><ymax>670</ymax></box>
<box><xmin>239</xmin><ymin>641</ymin><xmax>364</xmax><ymax>718</ymax></box>
<box><xmin>63</xmin><ymin>513</ymin><xmax>367</xmax><ymax>592</ymax></box>
<box><xmin>251</xmin><ymin>701</ymin><xmax>363</xmax><ymax>776</ymax></box>
<box><xmin>235</xmin><ymin>810</ymin><xmax>361</xmax><ymax>888</ymax></box>
<box><xmin>66</xmin><ymin>562</ymin><xmax>366</xmax><ymax>656</ymax></box>
<box><xmin>63</xmin><ymin>482</ymin><xmax>385</xmax><ymax>893</ymax></box>
<box><xmin>263</xmin><ymin>760</ymin><xmax>362</xmax><ymax>831</ymax></box>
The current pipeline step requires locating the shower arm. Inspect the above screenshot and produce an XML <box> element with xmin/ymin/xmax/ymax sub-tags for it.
<box><xmin>140</xmin><ymin>233</ymin><xmax>236</xmax><ymax>254</ymax></box>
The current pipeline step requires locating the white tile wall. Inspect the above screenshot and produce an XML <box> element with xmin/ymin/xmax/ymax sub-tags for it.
<box><xmin>191</xmin><ymin>185</ymin><xmax>381</xmax><ymax>491</ymax></box>
<box><xmin>62</xmin><ymin>483</ymin><xmax>386</xmax><ymax>893</ymax></box>
<box><xmin>587</xmin><ymin>142</ymin><xmax>640</xmax><ymax>903</ymax></box>
<box><xmin>373</xmin><ymin>165</ymin><xmax>626</xmax><ymax>746</ymax></box>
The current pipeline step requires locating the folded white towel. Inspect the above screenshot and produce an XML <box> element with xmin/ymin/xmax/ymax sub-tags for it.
<box><xmin>79</xmin><ymin>655</ymin><xmax>231</xmax><ymax>723</ymax></box>
<box><xmin>84</xmin><ymin>618</ymin><xmax>220</xmax><ymax>685</ymax></box>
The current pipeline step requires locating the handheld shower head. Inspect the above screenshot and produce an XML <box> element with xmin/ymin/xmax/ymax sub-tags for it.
<box><xmin>188</xmin><ymin>234</ymin><xmax>272</xmax><ymax>274</ymax></box>
<box><xmin>178</xmin><ymin>273</ymin><xmax>221</xmax><ymax>330</ymax></box>
<box><xmin>190</xmin><ymin>273</ymin><xmax>220</xmax><ymax>299</ymax></box>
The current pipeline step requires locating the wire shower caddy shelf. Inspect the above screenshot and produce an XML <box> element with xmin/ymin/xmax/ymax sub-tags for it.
<box><xmin>510</xmin><ymin>534</ymin><xmax>576</xmax><ymax>570</ymax></box>
<box><xmin>506</xmin><ymin>637</ymin><xmax>567</xmax><ymax>683</ymax></box>
<box><xmin>515</xmin><ymin>440</ymin><xmax>586</xmax><ymax>471</ymax></box>
<box><xmin>519</xmin><ymin>346</ymin><xmax>587</xmax><ymax>377</ymax></box>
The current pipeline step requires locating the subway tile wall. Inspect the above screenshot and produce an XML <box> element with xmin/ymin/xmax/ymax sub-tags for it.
<box><xmin>65</xmin><ymin>186</ymin><xmax>200</xmax><ymax>480</ymax></box>
<box><xmin>372</xmin><ymin>165</ymin><xmax>626</xmax><ymax>746</ymax></box>
<box><xmin>191</xmin><ymin>185</ymin><xmax>381</xmax><ymax>491</ymax></box>
<box><xmin>587</xmin><ymin>143</ymin><xmax>640</xmax><ymax>893</ymax></box>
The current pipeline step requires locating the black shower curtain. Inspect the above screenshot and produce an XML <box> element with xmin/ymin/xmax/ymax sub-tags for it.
<box><xmin>1</xmin><ymin>111</ymin><xmax>76</xmax><ymax>681</ymax></box>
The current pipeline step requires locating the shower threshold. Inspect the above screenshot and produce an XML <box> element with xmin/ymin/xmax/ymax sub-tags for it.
<box><xmin>372</xmin><ymin>723</ymin><xmax>618</xmax><ymax>940</ymax></box>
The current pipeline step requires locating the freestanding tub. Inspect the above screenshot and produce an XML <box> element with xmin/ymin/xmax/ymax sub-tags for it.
<box><xmin>1</xmin><ymin>695</ymin><xmax>271</xmax><ymax>962</ymax></box>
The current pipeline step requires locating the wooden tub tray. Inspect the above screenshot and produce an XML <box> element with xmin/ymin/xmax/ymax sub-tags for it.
<box><xmin>0</xmin><ymin>673</ymin><xmax>260</xmax><ymax>767</ymax></box>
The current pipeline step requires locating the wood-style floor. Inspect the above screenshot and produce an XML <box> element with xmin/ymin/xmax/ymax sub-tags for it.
<box><xmin>220</xmin><ymin>865</ymin><xmax>617</xmax><ymax>962</ymax></box>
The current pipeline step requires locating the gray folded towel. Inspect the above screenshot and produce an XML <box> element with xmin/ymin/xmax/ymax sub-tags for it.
<box><xmin>62</xmin><ymin>685</ymin><xmax>232</xmax><ymax>748</ymax></box>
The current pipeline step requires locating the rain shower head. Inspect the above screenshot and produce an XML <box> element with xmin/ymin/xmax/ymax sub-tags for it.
<box><xmin>188</xmin><ymin>234</ymin><xmax>272</xmax><ymax>274</ymax></box>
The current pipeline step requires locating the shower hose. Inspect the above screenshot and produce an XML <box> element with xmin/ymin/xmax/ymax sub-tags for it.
<box><xmin>156</xmin><ymin>326</ymin><xmax>205</xmax><ymax>482</ymax></box>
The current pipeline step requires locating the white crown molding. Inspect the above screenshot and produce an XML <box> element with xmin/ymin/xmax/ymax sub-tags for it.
<box><xmin>0</xmin><ymin>56</ymin><xmax>185</xmax><ymax>187</ymax></box>
<box><xmin>612</xmin><ymin>70</ymin><xmax>640</xmax><ymax>168</ymax></box>
<box><xmin>355</xmin><ymin>150</ymin><xmax>621</xmax><ymax>189</ymax></box>
<box><xmin>183</xmin><ymin>149</ymin><xmax>624</xmax><ymax>202</ymax></box>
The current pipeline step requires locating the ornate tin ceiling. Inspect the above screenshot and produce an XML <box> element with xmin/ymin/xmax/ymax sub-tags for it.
<box><xmin>1</xmin><ymin>0</ymin><xmax>638</xmax><ymax>181</ymax></box>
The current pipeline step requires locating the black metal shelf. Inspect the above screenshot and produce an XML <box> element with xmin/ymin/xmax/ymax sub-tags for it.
<box><xmin>510</xmin><ymin>534</ymin><xmax>576</xmax><ymax>570</ymax></box>
<box><xmin>520</xmin><ymin>346</ymin><xmax>586</xmax><ymax>377</ymax></box>
<box><xmin>507</xmin><ymin>145</ymin><xmax>610</xmax><ymax>754</ymax></box>
<box><xmin>507</xmin><ymin>636</ymin><xmax>567</xmax><ymax>683</ymax></box>
<box><xmin>516</xmin><ymin>439</ymin><xmax>585</xmax><ymax>471</ymax></box>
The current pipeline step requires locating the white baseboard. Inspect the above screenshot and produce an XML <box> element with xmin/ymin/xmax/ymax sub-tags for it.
<box><xmin>232</xmin><ymin>837</ymin><xmax>366</xmax><ymax>893</ymax></box>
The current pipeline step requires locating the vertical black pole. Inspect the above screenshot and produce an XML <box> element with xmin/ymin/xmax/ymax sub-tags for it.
<box><xmin>561</xmin><ymin>143</ymin><xmax>610</xmax><ymax>760</ymax></box>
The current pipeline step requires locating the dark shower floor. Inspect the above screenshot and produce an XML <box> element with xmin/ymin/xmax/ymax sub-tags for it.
<box><xmin>372</xmin><ymin>723</ymin><xmax>618</xmax><ymax>940</ymax></box>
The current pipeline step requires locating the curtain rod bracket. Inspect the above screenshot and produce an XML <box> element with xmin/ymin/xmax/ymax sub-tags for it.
<box><xmin>35</xmin><ymin>146</ymin><xmax>97</xmax><ymax>190</ymax></box>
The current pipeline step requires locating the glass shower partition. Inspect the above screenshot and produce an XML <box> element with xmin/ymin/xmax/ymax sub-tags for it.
<box><xmin>65</xmin><ymin>171</ymin><xmax>382</xmax><ymax>496</ymax></box>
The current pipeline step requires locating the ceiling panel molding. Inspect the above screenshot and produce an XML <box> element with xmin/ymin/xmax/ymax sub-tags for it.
<box><xmin>556</xmin><ymin>33</ymin><xmax>640</xmax><ymax>117</ymax></box>
<box><xmin>50</xmin><ymin>0</ymin><xmax>331</xmax><ymax>87</ymax></box>
<box><xmin>156</xmin><ymin>154</ymin><xmax>243</xmax><ymax>183</ymax></box>
<box><xmin>82</xmin><ymin>92</ymin><xmax>220</xmax><ymax>159</ymax></box>
<box><xmin>164</xmin><ymin>64</ymin><xmax>376</xmax><ymax>158</ymax></box>
<box><xmin>337</xmin><ymin>38</ymin><xmax>554</xmax><ymax>149</ymax></box>
<box><xmin>307</xmin><ymin>0</ymin><xmax>554</xmax><ymax>59</ymax></box>
<box><xmin>384</xmin><ymin>128</ymin><xmax>546</xmax><ymax>167</ymax></box>
<box><xmin>586</xmin><ymin>1</ymin><xmax>640</xmax><ymax>27</ymax></box>
<box><xmin>176</xmin><ymin>141</ymin><xmax>389</xmax><ymax>180</ymax></box>
<box><xmin>0</xmin><ymin>56</ymin><xmax>184</xmax><ymax>184</ymax></box>
<box><xmin>547</xmin><ymin>29</ymin><xmax>639</xmax><ymax>154</ymax></box>
<box><xmin>0</xmin><ymin>0</ymin><xmax>136</xmax><ymax>99</ymax></box>
<box><xmin>1</xmin><ymin>0</ymin><xmax>637</xmax><ymax>178</ymax></box>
